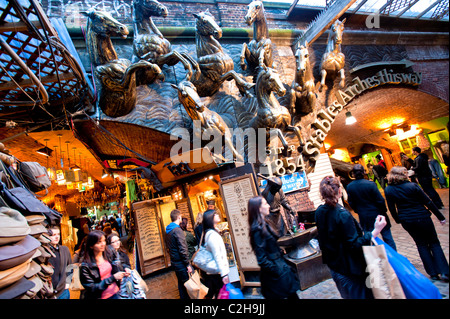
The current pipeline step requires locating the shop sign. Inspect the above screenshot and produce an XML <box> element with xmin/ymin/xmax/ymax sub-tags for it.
<box><xmin>302</xmin><ymin>67</ymin><xmax>422</xmax><ymax>162</ymax></box>
<box><xmin>260</xmin><ymin>171</ymin><xmax>308</xmax><ymax>194</ymax></box>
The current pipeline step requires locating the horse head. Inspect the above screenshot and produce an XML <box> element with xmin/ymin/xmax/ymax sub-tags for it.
<box><xmin>331</xmin><ymin>18</ymin><xmax>346</xmax><ymax>45</ymax></box>
<box><xmin>245</xmin><ymin>0</ymin><xmax>264</xmax><ymax>26</ymax></box>
<box><xmin>134</xmin><ymin>0</ymin><xmax>168</xmax><ymax>19</ymax></box>
<box><xmin>257</xmin><ymin>66</ymin><xmax>286</xmax><ymax>97</ymax></box>
<box><xmin>171</xmin><ymin>81</ymin><xmax>205</xmax><ymax>119</ymax></box>
<box><xmin>295</xmin><ymin>43</ymin><xmax>310</xmax><ymax>75</ymax></box>
<box><xmin>193</xmin><ymin>9</ymin><xmax>222</xmax><ymax>39</ymax></box>
<box><xmin>82</xmin><ymin>9</ymin><xmax>129</xmax><ymax>39</ymax></box>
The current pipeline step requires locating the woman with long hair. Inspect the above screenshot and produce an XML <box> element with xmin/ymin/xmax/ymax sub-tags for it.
<box><xmin>385</xmin><ymin>166</ymin><xmax>448</xmax><ymax>282</ymax></box>
<box><xmin>80</xmin><ymin>230</ymin><xmax>127</xmax><ymax>299</ymax></box>
<box><xmin>315</xmin><ymin>176</ymin><xmax>386</xmax><ymax>299</ymax></box>
<box><xmin>106</xmin><ymin>234</ymin><xmax>131</xmax><ymax>275</ymax></box>
<box><xmin>200</xmin><ymin>209</ymin><xmax>229</xmax><ymax>298</ymax></box>
<box><xmin>248</xmin><ymin>196</ymin><xmax>300</xmax><ymax>299</ymax></box>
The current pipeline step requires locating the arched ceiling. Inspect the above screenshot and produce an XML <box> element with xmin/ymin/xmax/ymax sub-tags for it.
<box><xmin>324</xmin><ymin>86</ymin><xmax>449</xmax><ymax>156</ymax></box>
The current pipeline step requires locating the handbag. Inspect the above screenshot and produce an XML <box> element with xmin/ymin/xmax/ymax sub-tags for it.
<box><xmin>118</xmin><ymin>270</ymin><xmax>147</xmax><ymax>299</ymax></box>
<box><xmin>68</xmin><ymin>264</ymin><xmax>84</xmax><ymax>291</ymax></box>
<box><xmin>18</xmin><ymin>162</ymin><xmax>51</xmax><ymax>193</ymax></box>
<box><xmin>363</xmin><ymin>237</ymin><xmax>406</xmax><ymax>299</ymax></box>
<box><xmin>191</xmin><ymin>231</ymin><xmax>220</xmax><ymax>274</ymax></box>
<box><xmin>373</xmin><ymin>237</ymin><xmax>442</xmax><ymax>299</ymax></box>
<box><xmin>184</xmin><ymin>270</ymin><xmax>208</xmax><ymax>299</ymax></box>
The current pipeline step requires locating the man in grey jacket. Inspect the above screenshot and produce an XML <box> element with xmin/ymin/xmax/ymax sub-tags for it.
<box><xmin>165</xmin><ymin>209</ymin><xmax>192</xmax><ymax>299</ymax></box>
<box><xmin>48</xmin><ymin>225</ymin><xmax>72</xmax><ymax>299</ymax></box>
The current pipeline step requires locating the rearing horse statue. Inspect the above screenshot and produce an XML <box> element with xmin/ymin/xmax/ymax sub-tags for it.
<box><xmin>132</xmin><ymin>0</ymin><xmax>199</xmax><ymax>81</ymax></box>
<box><xmin>318</xmin><ymin>18</ymin><xmax>346</xmax><ymax>92</ymax></box>
<box><xmin>189</xmin><ymin>9</ymin><xmax>254</xmax><ymax>97</ymax></box>
<box><xmin>82</xmin><ymin>9</ymin><xmax>163</xmax><ymax>118</ymax></box>
<box><xmin>249</xmin><ymin>66</ymin><xmax>305</xmax><ymax>153</ymax></box>
<box><xmin>171</xmin><ymin>81</ymin><xmax>244</xmax><ymax>162</ymax></box>
<box><xmin>290</xmin><ymin>42</ymin><xmax>317</xmax><ymax>115</ymax></box>
<box><xmin>240</xmin><ymin>1</ymin><xmax>273</xmax><ymax>71</ymax></box>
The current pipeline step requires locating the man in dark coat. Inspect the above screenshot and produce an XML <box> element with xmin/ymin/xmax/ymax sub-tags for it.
<box><xmin>347</xmin><ymin>165</ymin><xmax>397</xmax><ymax>250</ymax></box>
<box><xmin>412</xmin><ymin>147</ymin><xmax>444</xmax><ymax>209</ymax></box>
<box><xmin>165</xmin><ymin>209</ymin><xmax>192</xmax><ymax>299</ymax></box>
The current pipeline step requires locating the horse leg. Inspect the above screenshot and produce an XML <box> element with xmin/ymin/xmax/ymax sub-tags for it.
<box><xmin>157</xmin><ymin>51</ymin><xmax>194</xmax><ymax>81</ymax></box>
<box><xmin>318</xmin><ymin>69</ymin><xmax>327</xmax><ymax>92</ymax></box>
<box><xmin>286</xmin><ymin>125</ymin><xmax>305</xmax><ymax>153</ymax></box>
<box><xmin>219</xmin><ymin>71</ymin><xmax>255</xmax><ymax>97</ymax></box>
<box><xmin>240</xmin><ymin>43</ymin><xmax>249</xmax><ymax>71</ymax></box>
<box><xmin>180</xmin><ymin>52</ymin><xmax>200</xmax><ymax>81</ymax></box>
<box><xmin>339</xmin><ymin>68</ymin><xmax>345</xmax><ymax>88</ymax></box>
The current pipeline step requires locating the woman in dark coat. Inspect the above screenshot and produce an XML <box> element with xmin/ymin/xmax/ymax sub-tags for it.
<box><xmin>315</xmin><ymin>176</ymin><xmax>386</xmax><ymax>299</ymax></box>
<box><xmin>385</xmin><ymin>166</ymin><xmax>448</xmax><ymax>282</ymax></box>
<box><xmin>248</xmin><ymin>196</ymin><xmax>300</xmax><ymax>299</ymax></box>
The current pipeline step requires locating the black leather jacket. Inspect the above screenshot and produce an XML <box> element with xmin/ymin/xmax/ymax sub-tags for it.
<box><xmin>80</xmin><ymin>254</ymin><xmax>120</xmax><ymax>299</ymax></box>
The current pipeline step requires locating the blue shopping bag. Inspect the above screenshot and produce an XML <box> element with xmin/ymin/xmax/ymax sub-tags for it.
<box><xmin>374</xmin><ymin>237</ymin><xmax>442</xmax><ymax>299</ymax></box>
<box><xmin>225</xmin><ymin>283</ymin><xmax>244</xmax><ymax>299</ymax></box>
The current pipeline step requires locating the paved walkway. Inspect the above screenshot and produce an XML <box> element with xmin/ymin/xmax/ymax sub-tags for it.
<box><xmin>142</xmin><ymin>188</ymin><xmax>449</xmax><ymax>299</ymax></box>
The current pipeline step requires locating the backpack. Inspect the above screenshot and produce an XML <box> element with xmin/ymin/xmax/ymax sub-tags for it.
<box><xmin>18</xmin><ymin>162</ymin><xmax>52</xmax><ymax>192</ymax></box>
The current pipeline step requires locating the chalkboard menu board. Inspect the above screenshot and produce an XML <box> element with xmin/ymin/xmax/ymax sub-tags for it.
<box><xmin>220</xmin><ymin>174</ymin><xmax>260</xmax><ymax>271</ymax></box>
<box><xmin>132</xmin><ymin>200</ymin><xmax>166</xmax><ymax>276</ymax></box>
<box><xmin>175</xmin><ymin>199</ymin><xmax>194</xmax><ymax>232</ymax></box>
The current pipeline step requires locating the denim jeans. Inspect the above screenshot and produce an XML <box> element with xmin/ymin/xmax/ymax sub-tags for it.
<box><xmin>330</xmin><ymin>270</ymin><xmax>373</xmax><ymax>299</ymax></box>
<box><xmin>57</xmin><ymin>289</ymin><xmax>70</xmax><ymax>299</ymax></box>
<box><xmin>401</xmin><ymin>217</ymin><xmax>449</xmax><ymax>277</ymax></box>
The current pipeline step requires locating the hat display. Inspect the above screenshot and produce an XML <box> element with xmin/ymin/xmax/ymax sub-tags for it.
<box><xmin>0</xmin><ymin>259</ymin><xmax>31</xmax><ymax>289</ymax></box>
<box><xmin>0</xmin><ymin>277</ymin><xmax>35</xmax><ymax>300</ymax></box>
<box><xmin>0</xmin><ymin>207</ymin><xmax>30</xmax><ymax>245</ymax></box>
<box><xmin>0</xmin><ymin>235</ymin><xmax>41</xmax><ymax>271</ymax></box>
<box><xmin>26</xmin><ymin>275</ymin><xmax>43</xmax><ymax>297</ymax></box>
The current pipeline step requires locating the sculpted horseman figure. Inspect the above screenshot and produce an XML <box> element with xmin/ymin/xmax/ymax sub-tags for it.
<box><xmin>82</xmin><ymin>9</ymin><xmax>163</xmax><ymax>117</ymax></box>
<box><xmin>240</xmin><ymin>0</ymin><xmax>273</xmax><ymax>72</ymax></box>
<box><xmin>318</xmin><ymin>18</ymin><xmax>346</xmax><ymax>92</ymax></box>
<box><xmin>290</xmin><ymin>42</ymin><xmax>317</xmax><ymax>115</ymax></box>
<box><xmin>132</xmin><ymin>0</ymin><xmax>199</xmax><ymax>81</ymax></box>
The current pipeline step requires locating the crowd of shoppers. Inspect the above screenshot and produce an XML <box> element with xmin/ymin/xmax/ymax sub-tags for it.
<box><xmin>38</xmin><ymin>147</ymin><xmax>448</xmax><ymax>300</ymax></box>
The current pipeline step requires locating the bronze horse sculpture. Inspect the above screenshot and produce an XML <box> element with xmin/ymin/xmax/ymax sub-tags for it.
<box><xmin>290</xmin><ymin>42</ymin><xmax>317</xmax><ymax>115</ymax></box>
<box><xmin>190</xmin><ymin>10</ymin><xmax>254</xmax><ymax>97</ymax></box>
<box><xmin>132</xmin><ymin>0</ymin><xmax>199</xmax><ymax>81</ymax></box>
<box><xmin>318</xmin><ymin>18</ymin><xmax>346</xmax><ymax>92</ymax></box>
<box><xmin>240</xmin><ymin>0</ymin><xmax>273</xmax><ymax>71</ymax></box>
<box><xmin>82</xmin><ymin>9</ymin><xmax>163</xmax><ymax>117</ymax></box>
<box><xmin>171</xmin><ymin>81</ymin><xmax>244</xmax><ymax>162</ymax></box>
<box><xmin>249</xmin><ymin>66</ymin><xmax>305</xmax><ymax>153</ymax></box>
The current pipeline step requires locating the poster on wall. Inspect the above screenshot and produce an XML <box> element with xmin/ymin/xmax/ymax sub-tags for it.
<box><xmin>219</xmin><ymin>174</ymin><xmax>260</xmax><ymax>272</ymax></box>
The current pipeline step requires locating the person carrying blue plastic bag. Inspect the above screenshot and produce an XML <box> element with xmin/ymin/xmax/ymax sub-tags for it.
<box><xmin>374</xmin><ymin>237</ymin><xmax>442</xmax><ymax>299</ymax></box>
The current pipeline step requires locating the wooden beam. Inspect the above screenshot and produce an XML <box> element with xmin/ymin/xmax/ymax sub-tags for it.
<box><xmin>0</xmin><ymin>20</ymin><xmax>43</xmax><ymax>33</ymax></box>
<box><xmin>0</xmin><ymin>72</ymin><xmax>77</xmax><ymax>91</ymax></box>
<box><xmin>294</xmin><ymin>0</ymin><xmax>357</xmax><ymax>47</ymax></box>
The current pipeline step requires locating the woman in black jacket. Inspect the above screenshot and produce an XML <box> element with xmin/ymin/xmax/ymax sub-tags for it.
<box><xmin>80</xmin><ymin>230</ymin><xmax>127</xmax><ymax>299</ymax></box>
<box><xmin>315</xmin><ymin>176</ymin><xmax>386</xmax><ymax>299</ymax></box>
<box><xmin>248</xmin><ymin>196</ymin><xmax>300</xmax><ymax>299</ymax></box>
<box><xmin>385</xmin><ymin>166</ymin><xmax>448</xmax><ymax>282</ymax></box>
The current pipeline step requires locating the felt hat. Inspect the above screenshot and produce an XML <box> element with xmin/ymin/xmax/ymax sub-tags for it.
<box><xmin>37</xmin><ymin>245</ymin><xmax>55</xmax><ymax>259</ymax></box>
<box><xmin>26</xmin><ymin>275</ymin><xmax>43</xmax><ymax>297</ymax></box>
<box><xmin>25</xmin><ymin>215</ymin><xmax>46</xmax><ymax>225</ymax></box>
<box><xmin>29</xmin><ymin>224</ymin><xmax>47</xmax><ymax>237</ymax></box>
<box><xmin>0</xmin><ymin>235</ymin><xmax>41</xmax><ymax>271</ymax></box>
<box><xmin>0</xmin><ymin>277</ymin><xmax>35</xmax><ymax>299</ymax></box>
<box><xmin>0</xmin><ymin>259</ymin><xmax>31</xmax><ymax>289</ymax></box>
<box><xmin>0</xmin><ymin>207</ymin><xmax>30</xmax><ymax>245</ymax></box>
<box><xmin>37</xmin><ymin>233</ymin><xmax>51</xmax><ymax>244</ymax></box>
<box><xmin>24</xmin><ymin>260</ymin><xmax>41</xmax><ymax>279</ymax></box>
<box><xmin>39</xmin><ymin>262</ymin><xmax>54</xmax><ymax>276</ymax></box>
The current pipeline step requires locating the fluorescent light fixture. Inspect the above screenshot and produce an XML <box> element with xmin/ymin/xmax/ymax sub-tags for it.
<box><xmin>102</xmin><ymin>169</ymin><xmax>109</xmax><ymax>179</ymax></box>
